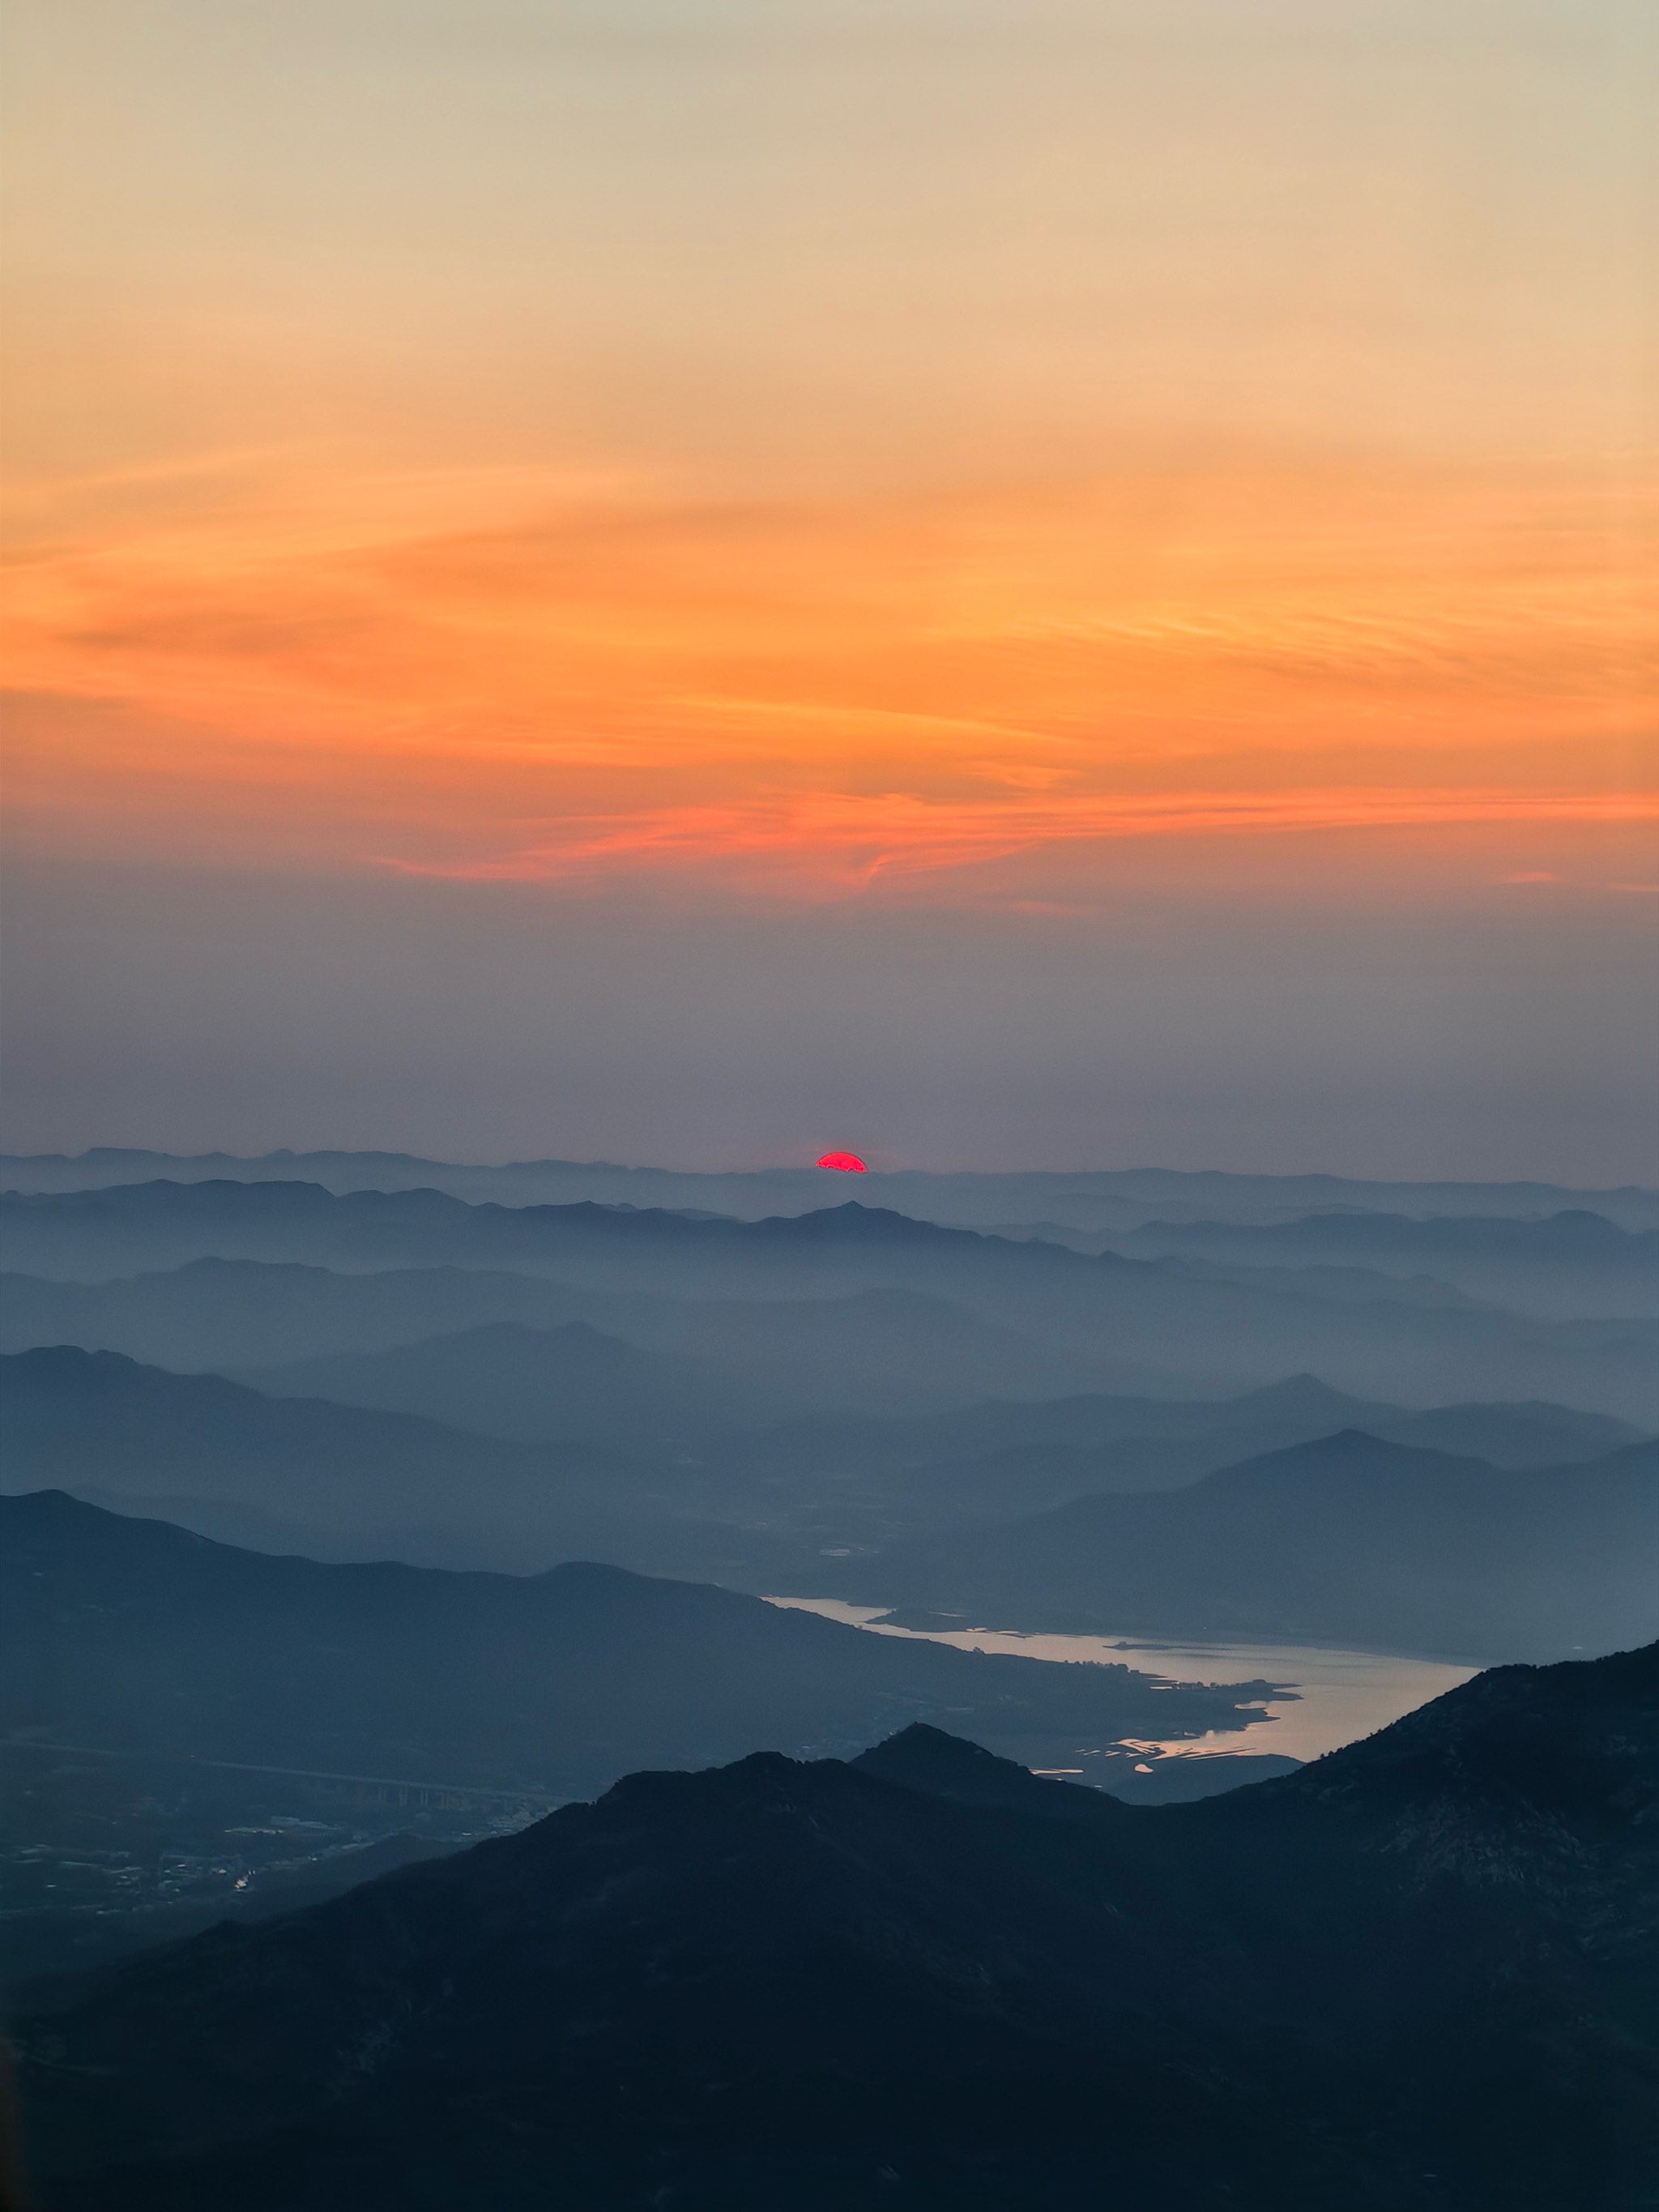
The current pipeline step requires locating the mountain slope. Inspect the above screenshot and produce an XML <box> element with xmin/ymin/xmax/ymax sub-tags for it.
<box><xmin>15</xmin><ymin>1643</ymin><xmax>1659</xmax><ymax>2211</ymax></box>
<box><xmin>0</xmin><ymin>1491</ymin><xmax>1276</xmax><ymax>1795</ymax></box>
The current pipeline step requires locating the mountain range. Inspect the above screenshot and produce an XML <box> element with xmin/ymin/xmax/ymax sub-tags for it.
<box><xmin>4</xmin><ymin>1181</ymin><xmax>1655</xmax><ymax>1418</ymax></box>
<box><xmin>6</xmin><ymin>1146</ymin><xmax>1659</xmax><ymax>2207</ymax></box>
<box><xmin>0</xmin><ymin>1259</ymin><xmax>1097</xmax><ymax>1416</ymax></box>
<box><xmin>6</xmin><ymin>1347</ymin><xmax>1649</xmax><ymax>1599</ymax></box>
<box><xmin>15</xmin><ymin>1639</ymin><xmax>1659</xmax><ymax>2210</ymax></box>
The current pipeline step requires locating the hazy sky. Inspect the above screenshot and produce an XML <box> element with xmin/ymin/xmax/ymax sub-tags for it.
<box><xmin>2</xmin><ymin>1</ymin><xmax>1654</xmax><ymax>1175</ymax></box>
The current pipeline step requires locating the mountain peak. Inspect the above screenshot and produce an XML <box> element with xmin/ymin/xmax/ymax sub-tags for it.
<box><xmin>756</xmin><ymin>1202</ymin><xmax>960</xmax><ymax>1245</ymax></box>
<box><xmin>853</xmin><ymin>1723</ymin><xmax>1117</xmax><ymax>1818</ymax></box>
<box><xmin>1233</xmin><ymin>1374</ymin><xmax>1377</xmax><ymax>1417</ymax></box>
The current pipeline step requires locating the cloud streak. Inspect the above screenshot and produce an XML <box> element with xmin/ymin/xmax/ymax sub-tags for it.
<box><xmin>4</xmin><ymin>456</ymin><xmax>1652</xmax><ymax>899</ymax></box>
<box><xmin>376</xmin><ymin>786</ymin><xmax>1659</xmax><ymax>897</ymax></box>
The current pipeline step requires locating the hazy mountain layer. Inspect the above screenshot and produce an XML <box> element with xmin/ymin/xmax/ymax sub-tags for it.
<box><xmin>839</xmin><ymin>1430</ymin><xmax>1659</xmax><ymax>1661</ymax></box>
<box><xmin>0</xmin><ymin>1346</ymin><xmax>696</xmax><ymax>1568</ymax></box>
<box><xmin>8</xmin><ymin>1347</ymin><xmax>1642</xmax><ymax>1584</ymax></box>
<box><xmin>241</xmin><ymin>1321</ymin><xmax>785</xmax><ymax>1445</ymax></box>
<box><xmin>0</xmin><ymin>1261</ymin><xmax>1099</xmax><ymax>1416</ymax></box>
<box><xmin>719</xmin><ymin>1371</ymin><xmax>1641</xmax><ymax>1477</ymax></box>
<box><xmin>1107</xmin><ymin>1206</ymin><xmax>1659</xmax><ymax>1320</ymax></box>
<box><xmin>6</xmin><ymin>1181</ymin><xmax>1653</xmax><ymax>1417</ymax></box>
<box><xmin>16</xmin><ymin>1643</ymin><xmax>1658</xmax><ymax>2211</ymax></box>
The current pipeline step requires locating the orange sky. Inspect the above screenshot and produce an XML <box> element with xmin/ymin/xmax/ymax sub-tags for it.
<box><xmin>2</xmin><ymin>0</ymin><xmax>1655</xmax><ymax>907</ymax></box>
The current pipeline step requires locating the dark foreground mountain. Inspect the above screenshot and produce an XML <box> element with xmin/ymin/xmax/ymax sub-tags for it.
<box><xmin>15</xmin><ymin>1644</ymin><xmax>1659</xmax><ymax>2210</ymax></box>
<box><xmin>841</xmin><ymin>1429</ymin><xmax>1659</xmax><ymax>1660</ymax></box>
<box><xmin>0</xmin><ymin>1492</ymin><xmax>1277</xmax><ymax>1797</ymax></box>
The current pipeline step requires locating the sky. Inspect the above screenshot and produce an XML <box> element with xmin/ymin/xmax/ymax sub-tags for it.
<box><xmin>2</xmin><ymin>0</ymin><xmax>1654</xmax><ymax>1176</ymax></box>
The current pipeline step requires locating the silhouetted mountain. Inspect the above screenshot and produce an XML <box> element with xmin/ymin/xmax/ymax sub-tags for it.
<box><xmin>849</xmin><ymin>1721</ymin><xmax>1299</xmax><ymax>1806</ymax></box>
<box><xmin>15</xmin><ymin>1643</ymin><xmax>1658</xmax><ymax>2210</ymax></box>
<box><xmin>841</xmin><ymin>1431</ymin><xmax>1659</xmax><ymax>1660</ymax></box>
<box><xmin>850</xmin><ymin>1721</ymin><xmax>1126</xmax><ymax>1819</ymax></box>
<box><xmin>0</xmin><ymin>1492</ymin><xmax>1278</xmax><ymax>1797</ymax></box>
<box><xmin>5</xmin><ymin>1181</ymin><xmax>1654</xmax><ymax>1418</ymax></box>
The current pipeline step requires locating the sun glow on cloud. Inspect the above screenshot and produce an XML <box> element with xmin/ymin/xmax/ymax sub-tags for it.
<box><xmin>6</xmin><ymin>452</ymin><xmax>1652</xmax><ymax>895</ymax></box>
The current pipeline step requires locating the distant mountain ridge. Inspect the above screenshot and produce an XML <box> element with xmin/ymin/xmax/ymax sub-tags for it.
<box><xmin>15</xmin><ymin>1641</ymin><xmax>1659</xmax><ymax>2210</ymax></box>
<box><xmin>5</xmin><ymin>1181</ymin><xmax>1653</xmax><ymax>1418</ymax></box>
<box><xmin>1109</xmin><ymin>1206</ymin><xmax>1659</xmax><ymax>1320</ymax></box>
<box><xmin>6</xmin><ymin>1145</ymin><xmax>1656</xmax><ymax>1230</ymax></box>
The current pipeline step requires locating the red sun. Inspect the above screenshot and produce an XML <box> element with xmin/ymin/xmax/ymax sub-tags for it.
<box><xmin>817</xmin><ymin>1151</ymin><xmax>868</xmax><ymax>1172</ymax></box>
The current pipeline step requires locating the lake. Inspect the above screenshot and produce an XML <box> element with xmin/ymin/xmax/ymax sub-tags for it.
<box><xmin>763</xmin><ymin>1596</ymin><xmax>1476</xmax><ymax>1766</ymax></box>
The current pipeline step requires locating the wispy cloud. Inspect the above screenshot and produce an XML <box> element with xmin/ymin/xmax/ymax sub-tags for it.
<box><xmin>5</xmin><ymin>456</ymin><xmax>1653</xmax><ymax>897</ymax></box>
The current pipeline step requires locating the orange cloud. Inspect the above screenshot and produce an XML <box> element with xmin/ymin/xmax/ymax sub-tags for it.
<box><xmin>4</xmin><ymin>448</ymin><xmax>1653</xmax><ymax>897</ymax></box>
<box><xmin>376</xmin><ymin>788</ymin><xmax>1659</xmax><ymax>897</ymax></box>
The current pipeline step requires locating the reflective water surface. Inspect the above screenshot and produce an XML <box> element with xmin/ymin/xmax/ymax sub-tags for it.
<box><xmin>764</xmin><ymin>1597</ymin><xmax>1476</xmax><ymax>1766</ymax></box>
